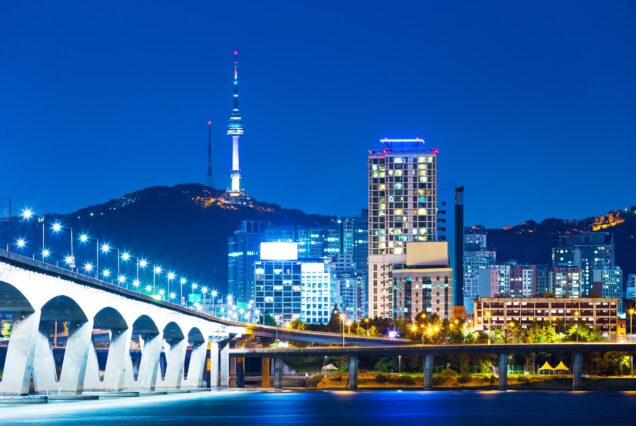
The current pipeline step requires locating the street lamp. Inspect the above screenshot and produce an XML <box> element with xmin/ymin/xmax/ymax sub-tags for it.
<box><xmin>574</xmin><ymin>310</ymin><xmax>580</xmax><ymax>342</ymax></box>
<box><xmin>51</xmin><ymin>221</ymin><xmax>75</xmax><ymax>270</ymax></box>
<box><xmin>179</xmin><ymin>277</ymin><xmax>186</xmax><ymax>305</ymax></box>
<box><xmin>339</xmin><ymin>314</ymin><xmax>346</xmax><ymax>347</ymax></box>
<box><xmin>628</xmin><ymin>308</ymin><xmax>635</xmax><ymax>340</ymax></box>
<box><xmin>211</xmin><ymin>290</ymin><xmax>218</xmax><ymax>315</ymax></box>
<box><xmin>167</xmin><ymin>272</ymin><xmax>176</xmax><ymax>301</ymax></box>
<box><xmin>79</xmin><ymin>233</ymin><xmax>101</xmax><ymax>279</ymax></box>
<box><xmin>153</xmin><ymin>265</ymin><xmax>162</xmax><ymax>293</ymax></box>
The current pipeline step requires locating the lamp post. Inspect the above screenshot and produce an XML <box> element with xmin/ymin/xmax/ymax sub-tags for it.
<box><xmin>79</xmin><ymin>233</ymin><xmax>100</xmax><ymax>279</ymax></box>
<box><xmin>1</xmin><ymin>197</ymin><xmax>12</xmax><ymax>251</ymax></box>
<box><xmin>211</xmin><ymin>290</ymin><xmax>218</xmax><ymax>316</ymax></box>
<box><xmin>153</xmin><ymin>265</ymin><xmax>162</xmax><ymax>294</ymax></box>
<box><xmin>167</xmin><ymin>272</ymin><xmax>176</xmax><ymax>301</ymax></box>
<box><xmin>179</xmin><ymin>277</ymin><xmax>186</xmax><ymax>305</ymax></box>
<box><xmin>364</xmin><ymin>318</ymin><xmax>370</xmax><ymax>336</ymax></box>
<box><xmin>339</xmin><ymin>314</ymin><xmax>346</xmax><ymax>347</ymax></box>
<box><xmin>51</xmin><ymin>221</ymin><xmax>75</xmax><ymax>270</ymax></box>
<box><xmin>574</xmin><ymin>310</ymin><xmax>580</xmax><ymax>342</ymax></box>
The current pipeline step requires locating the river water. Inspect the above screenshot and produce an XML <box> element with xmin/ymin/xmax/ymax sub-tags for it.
<box><xmin>2</xmin><ymin>390</ymin><xmax>635</xmax><ymax>425</ymax></box>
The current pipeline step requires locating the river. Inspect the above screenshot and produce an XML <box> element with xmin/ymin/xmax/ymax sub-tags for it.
<box><xmin>2</xmin><ymin>390</ymin><xmax>634</xmax><ymax>425</ymax></box>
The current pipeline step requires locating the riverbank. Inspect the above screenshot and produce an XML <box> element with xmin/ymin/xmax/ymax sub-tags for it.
<box><xmin>310</xmin><ymin>371</ymin><xmax>636</xmax><ymax>391</ymax></box>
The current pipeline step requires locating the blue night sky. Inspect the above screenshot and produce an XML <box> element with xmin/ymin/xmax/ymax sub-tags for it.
<box><xmin>1</xmin><ymin>1</ymin><xmax>635</xmax><ymax>227</ymax></box>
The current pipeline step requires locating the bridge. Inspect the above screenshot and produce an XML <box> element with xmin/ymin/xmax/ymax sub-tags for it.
<box><xmin>0</xmin><ymin>249</ymin><xmax>404</xmax><ymax>396</ymax></box>
<box><xmin>231</xmin><ymin>342</ymin><xmax>636</xmax><ymax>391</ymax></box>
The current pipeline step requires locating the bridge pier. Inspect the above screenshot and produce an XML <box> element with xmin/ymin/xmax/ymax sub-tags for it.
<box><xmin>347</xmin><ymin>356</ymin><xmax>359</xmax><ymax>390</ymax></box>
<box><xmin>572</xmin><ymin>352</ymin><xmax>583</xmax><ymax>390</ymax></box>
<box><xmin>423</xmin><ymin>354</ymin><xmax>434</xmax><ymax>390</ymax></box>
<box><xmin>498</xmin><ymin>353</ymin><xmax>508</xmax><ymax>391</ymax></box>
<box><xmin>99</xmin><ymin>329</ymin><xmax>131</xmax><ymax>391</ymax></box>
<box><xmin>235</xmin><ymin>356</ymin><xmax>245</xmax><ymax>388</ymax></box>
<box><xmin>220</xmin><ymin>342</ymin><xmax>230</xmax><ymax>388</ymax></box>
<box><xmin>157</xmin><ymin>338</ymin><xmax>187</xmax><ymax>390</ymax></box>
<box><xmin>134</xmin><ymin>333</ymin><xmax>163</xmax><ymax>390</ymax></box>
<box><xmin>0</xmin><ymin>311</ymin><xmax>41</xmax><ymax>396</ymax></box>
<box><xmin>182</xmin><ymin>341</ymin><xmax>207</xmax><ymax>389</ymax></box>
<box><xmin>210</xmin><ymin>341</ymin><xmax>220</xmax><ymax>388</ymax></box>
<box><xmin>261</xmin><ymin>358</ymin><xmax>271</xmax><ymax>388</ymax></box>
<box><xmin>273</xmin><ymin>357</ymin><xmax>283</xmax><ymax>389</ymax></box>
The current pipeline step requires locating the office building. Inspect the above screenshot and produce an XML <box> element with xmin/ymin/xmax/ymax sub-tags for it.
<box><xmin>228</xmin><ymin>221</ymin><xmax>267</xmax><ymax>304</ymax></box>
<box><xmin>474</xmin><ymin>297</ymin><xmax>620</xmax><ymax>333</ymax></box>
<box><xmin>368</xmin><ymin>137</ymin><xmax>438</xmax><ymax>318</ymax></box>
<box><xmin>551</xmin><ymin>267</ymin><xmax>582</xmax><ymax>298</ymax></box>
<box><xmin>254</xmin><ymin>242</ymin><xmax>335</xmax><ymax>325</ymax></box>
<box><xmin>463</xmin><ymin>232</ymin><xmax>496</xmax><ymax>310</ymax></box>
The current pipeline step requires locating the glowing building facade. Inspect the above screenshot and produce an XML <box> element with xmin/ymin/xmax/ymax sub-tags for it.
<box><xmin>368</xmin><ymin>138</ymin><xmax>438</xmax><ymax>318</ymax></box>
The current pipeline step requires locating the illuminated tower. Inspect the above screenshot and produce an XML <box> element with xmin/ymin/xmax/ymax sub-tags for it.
<box><xmin>227</xmin><ymin>50</ymin><xmax>244</xmax><ymax>196</ymax></box>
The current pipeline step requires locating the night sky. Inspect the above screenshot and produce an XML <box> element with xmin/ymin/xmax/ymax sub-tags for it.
<box><xmin>1</xmin><ymin>1</ymin><xmax>634</xmax><ymax>227</ymax></box>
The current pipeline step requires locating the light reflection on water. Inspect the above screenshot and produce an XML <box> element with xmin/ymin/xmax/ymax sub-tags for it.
<box><xmin>1</xmin><ymin>390</ymin><xmax>635</xmax><ymax>426</ymax></box>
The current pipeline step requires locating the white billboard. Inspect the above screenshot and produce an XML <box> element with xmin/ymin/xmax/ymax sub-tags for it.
<box><xmin>260</xmin><ymin>242</ymin><xmax>298</xmax><ymax>261</ymax></box>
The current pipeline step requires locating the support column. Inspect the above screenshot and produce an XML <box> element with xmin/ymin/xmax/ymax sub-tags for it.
<box><xmin>220</xmin><ymin>342</ymin><xmax>230</xmax><ymax>388</ymax></box>
<box><xmin>347</xmin><ymin>356</ymin><xmax>359</xmax><ymax>390</ymax></box>
<box><xmin>92</xmin><ymin>329</ymin><xmax>131</xmax><ymax>391</ymax></box>
<box><xmin>210</xmin><ymin>341</ymin><xmax>219</xmax><ymax>389</ymax></box>
<box><xmin>261</xmin><ymin>358</ymin><xmax>271</xmax><ymax>388</ymax></box>
<box><xmin>572</xmin><ymin>352</ymin><xmax>583</xmax><ymax>391</ymax></box>
<box><xmin>423</xmin><ymin>354</ymin><xmax>434</xmax><ymax>390</ymax></box>
<box><xmin>135</xmin><ymin>334</ymin><xmax>162</xmax><ymax>390</ymax></box>
<box><xmin>182</xmin><ymin>342</ymin><xmax>207</xmax><ymax>389</ymax></box>
<box><xmin>229</xmin><ymin>356</ymin><xmax>237</xmax><ymax>387</ymax></box>
<box><xmin>156</xmin><ymin>338</ymin><xmax>187</xmax><ymax>389</ymax></box>
<box><xmin>58</xmin><ymin>319</ymin><xmax>94</xmax><ymax>394</ymax></box>
<box><xmin>0</xmin><ymin>311</ymin><xmax>41</xmax><ymax>396</ymax></box>
<box><xmin>236</xmin><ymin>356</ymin><xmax>245</xmax><ymax>388</ymax></box>
<box><xmin>498</xmin><ymin>353</ymin><xmax>508</xmax><ymax>391</ymax></box>
<box><xmin>273</xmin><ymin>357</ymin><xmax>283</xmax><ymax>389</ymax></box>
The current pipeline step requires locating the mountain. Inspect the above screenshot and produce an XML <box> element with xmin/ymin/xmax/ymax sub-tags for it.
<box><xmin>479</xmin><ymin>207</ymin><xmax>636</xmax><ymax>277</ymax></box>
<box><xmin>50</xmin><ymin>184</ymin><xmax>335</xmax><ymax>291</ymax></box>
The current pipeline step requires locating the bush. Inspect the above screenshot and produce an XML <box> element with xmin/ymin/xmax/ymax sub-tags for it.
<box><xmin>333</xmin><ymin>375</ymin><xmax>344</xmax><ymax>382</ymax></box>
<box><xmin>305</xmin><ymin>374</ymin><xmax>324</xmax><ymax>388</ymax></box>
<box><xmin>375</xmin><ymin>374</ymin><xmax>388</xmax><ymax>383</ymax></box>
<box><xmin>458</xmin><ymin>373</ymin><xmax>471</xmax><ymax>384</ymax></box>
<box><xmin>439</xmin><ymin>369</ymin><xmax>459</xmax><ymax>380</ymax></box>
<box><xmin>396</xmin><ymin>375</ymin><xmax>415</xmax><ymax>386</ymax></box>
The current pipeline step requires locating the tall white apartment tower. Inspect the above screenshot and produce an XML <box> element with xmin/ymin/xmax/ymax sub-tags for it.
<box><xmin>368</xmin><ymin>138</ymin><xmax>438</xmax><ymax>318</ymax></box>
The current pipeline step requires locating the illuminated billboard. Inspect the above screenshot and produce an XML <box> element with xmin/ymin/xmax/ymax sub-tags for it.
<box><xmin>260</xmin><ymin>242</ymin><xmax>298</xmax><ymax>260</ymax></box>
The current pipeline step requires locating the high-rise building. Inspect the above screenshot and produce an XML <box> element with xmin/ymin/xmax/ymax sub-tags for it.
<box><xmin>509</xmin><ymin>264</ymin><xmax>537</xmax><ymax>298</ymax></box>
<box><xmin>552</xmin><ymin>232</ymin><xmax>615</xmax><ymax>296</ymax></box>
<box><xmin>535</xmin><ymin>264</ymin><xmax>551</xmax><ymax>296</ymax></box>
<box><xmin>592</xmin><ymin>266</ymin><xmax>623</xmax><ymax>300</ymax></box>
<box><xmin>392</xmin><ymin>242</ymin><xmax>453</xmax><ymax>321</ymax></box>
<box><xmin>368</xmin><ymin>138</ymin><xmax>438</xmax><ymax>318</ymax></box>
<box><xmin>438</xmin><ymin>183</ymin><xmax>464</xmax><ymax>306</ymax></box>
<box><xmin>253</xmin><ymin>242</ymin><xmax>335</xmax><ymax>325</ymax></box>
<box><xmin>551</xmin><ymin>267</ymin><xmax>582</xmax><ymax>298</ymax></box>
<box><xmin>226</xmin><ymin>50</ymin><xmax>246</xmax><ymax>198</ymax></box>
<box><xmin>463</xmin><ymin>231</ymin><xmax>496</xmax><ymax>311</ymax></box>
<box><xmin>228</xmin><ymin>221</ymin><xmax>267</xmax><ymax>304</ymax></box>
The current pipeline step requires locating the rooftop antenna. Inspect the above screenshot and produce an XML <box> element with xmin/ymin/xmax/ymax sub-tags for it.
<box><xmin>207</xmin><ymin>120</ymin><xmax>213</xmax><ymax>188</ymax></box>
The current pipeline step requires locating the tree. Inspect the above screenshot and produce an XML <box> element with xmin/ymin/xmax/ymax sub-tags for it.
<box><xmin>1</xmin><ymin>322</ymin><xmax>11</xmax><ymax>338</ymax></box>
<box><xmin>261</xmin><ymin>311</ymin><xmax>277</xmax><ymax>326</ymax></box>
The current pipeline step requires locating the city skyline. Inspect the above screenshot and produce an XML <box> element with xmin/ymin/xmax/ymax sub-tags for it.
<box><xmin>2</xmin><ymin>1</ymin><xmax>635</xmax><ymax>227</ymax></box>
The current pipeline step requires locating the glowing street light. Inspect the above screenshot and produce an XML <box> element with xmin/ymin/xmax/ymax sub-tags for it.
<box><xmin>153</xmin><ymin>265</ymin><xmax>162</xmax><ymax>293</ymax></box>
<box><xmin>15</xmin><ymin>238</ymin><xmax>26</xmax><ymax>249</ymax></box>
<box><xmin>179</xmin><ymin>277</ymin><xmax>186</xmax><ymax>306</ymax></box>
<box><xmin>121</xmin><ymin>251</ymin><xmax>130</xmax><ymax>262</ymax></box>
<box><xmin>117</xmin><ymin>275</ymin><xmax>126</xmax><ymax>285</ymax></box>
<box><xmin>20</xmin><ymin>208</ymin><xmax>34</xmax><ymax>220</ymax></box>
<box><xmin>51</xmin><ymin>222</ymin><xmax>62</xmax><ymax>233</ymax></box>
<box><xmin>100</xmin><ymin>243</ymin><xmax>111</xmax><ymax>253</ymax></box>
<box><xmin>83</xmin><ymin>262</ymin><xmax>94</xmax><ymax>273</ymax></box>
<box><xmin>132</xmin><ymin>279</ymin><xmax>140</xmax><ymax>288</ymax></box>
<box><xmin>102</xmin><ymin>268</ymin><xmax>111</xmax><ymax>278</ymax></box>
<box><xmin>41</xmin><ymin>248</ymin><xmax>50</xmax><ymax>259</ymax></box>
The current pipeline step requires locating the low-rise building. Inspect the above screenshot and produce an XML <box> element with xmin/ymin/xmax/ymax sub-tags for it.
<box><xmin>473</xmin><ymin>297</ymin><xmax>619</xmax><ymax>333</ymax></box>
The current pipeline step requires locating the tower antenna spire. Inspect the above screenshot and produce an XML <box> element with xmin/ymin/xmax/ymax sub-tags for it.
<box><xmin>227</xmin><ymin>49</ymin><xmax>245</xmax><ymax>197</ymax></box>
<box><xmin>207</xmin><ymin>120</ymin><xmax>213</xmax><ymax>188</ymax></box>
